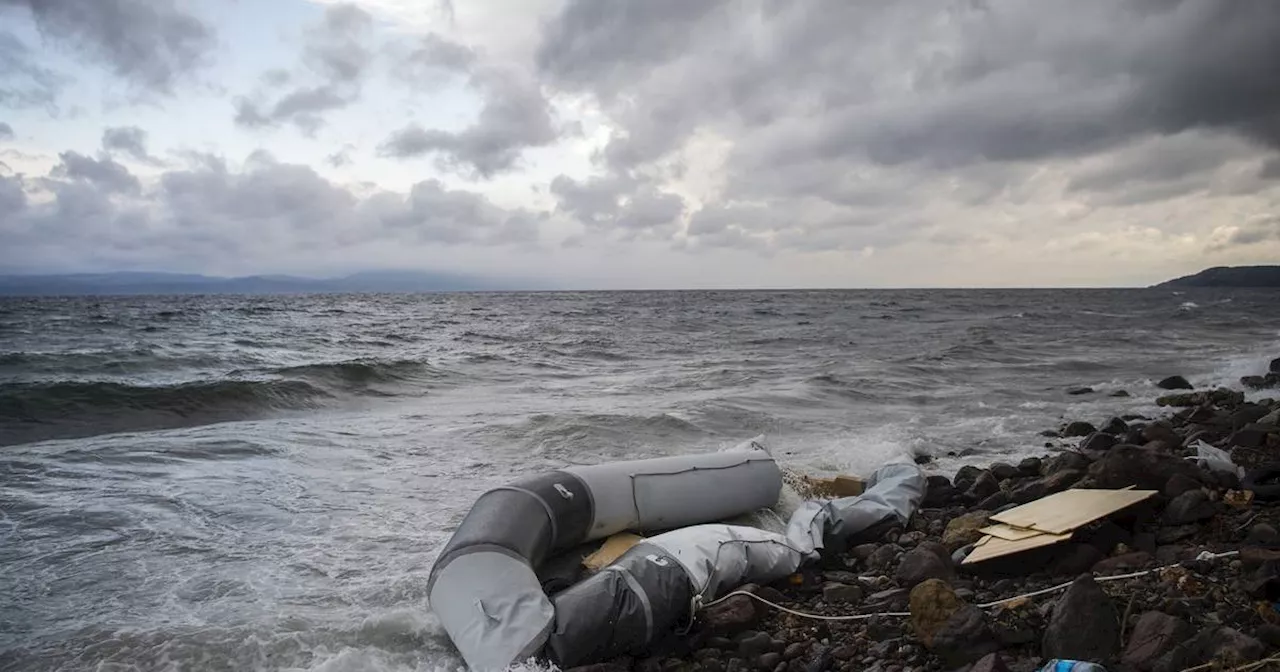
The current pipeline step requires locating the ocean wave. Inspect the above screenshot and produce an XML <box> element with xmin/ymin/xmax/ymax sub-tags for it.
<box><xmin>269</xmin><ymin>358</ymin><xmax>448</xmax><ymax>388</ymax></box>
<box><xmin>0</xmin><ymin>379</ymin><xmax>332</xmax><ymax>445</ymax></box>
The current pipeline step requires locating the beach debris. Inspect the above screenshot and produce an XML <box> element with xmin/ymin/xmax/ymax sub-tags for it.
<box><xmin>790</xmin><ymin>472</ymin><xmax>865</xmax><ymax>499</ymax></box>
<box><xmin>582</xmin><ymin>532</ymin><xmax>643</xmax><ymax>571</ymax></box>
<box><xmin>962</xmin><ymin>488</ymin><xmax>1156</xmax><ymax>564</ymax></box>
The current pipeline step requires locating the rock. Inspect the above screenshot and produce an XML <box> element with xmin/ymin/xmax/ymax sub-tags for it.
<box><xmin>1142</xmin><ymin>422</ymin><xmax>1179</xmax><ymax>445</ymax></box>
<box><xmin>1272</xmin><ymin>357</ymin><xmax>1280</xmax><ymax>373</ymax></box>
<box><xmin>1256</xmin><ymin>624</ymin><xmax>1280</xmax><ymax>648</ymax></box>
<box><xmin>783</xmin><ymin>643</ymin><xmax>807</xmax><ymax>661</ymax></box>
<box><xmin>704</xmin><ymin>594</ymin><xmax>761</xmax><ymax>633</ymax></box>
<box><xmin>1062</xmin><ymin>421</ymin><xmax>1098</xmax><ymax>437</ymax></box>
<box><xmin>739</xmin><ymin>632</ymin><xmax>775</xmax><ymax>659</ymax></box>
<box><xmin>1261</xmin><ymin>408</ymin><xmax>1280</xmax><ymax>426</ymax></box>
<box><xmin>1068</xmin><ymin>386</ymin><xmax>1094</xmax><ymax>396</ymax></box>
<box><xmin>1162</xmin><ymin>490</ymin><xmax>1217</xmax><ymax>525</ymax></box>
<box><xmin>1007</xmin><ymin>479</ymin><xmax>1047</xmax><ymax>505</ymax></box>
<box><xmin>1132</xmin><ymin>532</ymin><xmax>1157</xmax><ymax>554</ymax></box>
<box><xmin>821</xmin><ymin>582</ymin><xmax>863</xmax><ymax>605</ymax></box>
<box><xmin>568</xmin><ymin>661</ymin><xmax>633</xmax><ymax>672</ymax></box>
<box><xmin>756</xmin><ymin>586</ymin><xmax>786</xmax><ymax>604</ymax></box>
<box><xmin>1042</xmin><ymin>575</ymin><xmax>1118</xmax><ymax>663</ymax></box>
<box><xmin>1152</xmin><ymin>627</ymin><xmax>1266</xmax><ymax>672</ymax></box>
<box><xmin>1093</xmin><ymin>552</ymin><xmax>1154</xmax><ymax>573</ymax></box>
<box><xmin>1046</xmin><ymin>451</ymin><xmax>1091</xmax><ymax>474</ymax></box>
<box><xmin>1088</xmin><ymin>444</ymin><xmax>1200</xmax><ymax>490</ymax></box>
<box><xmin>913</xmin><ymin>453</ymin><xmax>934</xmax><ymax>465</ymax></box>
<box><xmin>822</xmin><ymin>570</ymin><xmax>859</xmax><ymax>584</ymax></box>
<box><xmin>1079</xmin><ymin>432</ymin><xmax>1116</xmax><ymax>453</ymax></box>
<box><xmin>1158</xmin><ymin>389</ymin><xmax>1244</xmax><ymax>408</ymax></box>
<box><xmin>1163</xmin><ymin>473</ymin><xmax>1201</xmax><ymax>498</ymax></box>
<box><xmin>1156</xmin><ymin>524</ymin><xmax>1199</xmax><ymax>544</ymax></box>
<box><xmin>908</xmin><ymin>579</ymin><xmax>962</xmax><ymax>646</ymax></box>
<box><xmin>989</xmin><ymin>463</ymin><xmax>1018</xmax><ymax>481</ymax></box>
<box><xmin>895</xmin><ymin>547</ymin><xmax>955</xmax><ymax>589</ymax></box>
<box><xmin>1157</xmin><ymin>375</ymin><xmax>1193</xmax><ymax>390</ymax></box>
<box><xmin>1101</xmin><ymin>417</ymin><xmax>1129</xmax><ymax>435</ymax></box>
<box><xmin>868</xmin><ymin>545</ymin><xmax>904</xmax><ymax>570</ymax></box>
<box><xmin>898</xmin><ymin>530</ymin><xmax>926</xmax><ymax>547</ymax></box>
<box><xmin>975</xmin><ymin>491</ymin><xmax>1010</xmax><ymax>510</ymax></box>
<box><xmin>1229</xmin><ymin>423</ymin><xmax>1277</xmax><ymax>448</ymax></box>
<box><xmin>1016</xmin><ymin>457</ymin><xmax>1042</xmax><ymax>477</ymax></box>
<box><xmin>930</xmin><ymin>606</ymin><xmax>1002</xmax><ymax>667</ymax></box>
<box><xmin>850</xmin><ymin>543</ymin><xmax>880</xmax><ymax>563</ymax></box>
<box><xmin>1242</xmin><ymin>375</ymin><xmax>1277</xmax><ymax>390</ymax></box>
<box><xmin>922</xmin><ymin>476</ymin><xmax>957</xmax><ymax>508</ymax></box>
<box><xmin>708</xmin><ymin>636</ymin><xmax>737</xmax><ymax>650</ymax></box>
<box><xmin>965</xmin><ymin>471</ymin><xmax>1001</xmax><ymax>501</ymax></box>
<box><xmin>1247</xmin><ymin>523</ymin><xmax>1279</xmax><ymax>545</ymax></box>
<box><xmin>943</xmin><ymin>511</ymin><xmax>991</xmax><ymax>551</ymax></box>
<box><xmin>1122</xmin><ymin>611</ymin><xmax>1191</xmax><ymax>672</ymax></box>
<box><xmin>758</xmin><ymin>653</ymin><xmax>782</xmax><ymax>670</ymax></box>
<box><xmin>1110</xmin><ymin>389</ymin><xmax>1131</xmax><ymax>397</ymax></box>
<box><xmin>1047</xmin><ymin>544</ymin><xmax>1104</xmax><ymax>577</ymax></box>
<box><xmin>1240</xmin><ymin>546</ymin><xmax>1280</xmax><ymax>571</ymax></box>
<box><xmin>954</xmin><ymin>466</ymin><xmax>984</xmax><ymax>492</ymax></box>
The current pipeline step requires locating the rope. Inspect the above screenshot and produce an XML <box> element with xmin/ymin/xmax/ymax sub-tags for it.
<box><xmin>695</xmin><ymin>550</ymin><xmax>1240</xmax><ymax>623</ymax></box>
<box><xmin>1179</xmin><ymin>655</ymin><xmax>1280</xmax><ymax>672</ymax></box>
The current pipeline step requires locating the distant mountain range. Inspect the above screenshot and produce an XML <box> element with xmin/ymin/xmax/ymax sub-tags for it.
<box><xmin>1156</xmin><ymin>266</ymin><xmax>1280</xmax><ymax>288</ymax></box>
<box><xmin>0</xmin><ymin>271</ymin><xmax>514</xmax><ymax>296</ymax></box>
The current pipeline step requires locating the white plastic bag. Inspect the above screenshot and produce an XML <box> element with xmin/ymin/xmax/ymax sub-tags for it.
<box><xmin>1188</xmin><ymin>440</ymin><xmax>1243</xmax><ymax>478</ymax></box>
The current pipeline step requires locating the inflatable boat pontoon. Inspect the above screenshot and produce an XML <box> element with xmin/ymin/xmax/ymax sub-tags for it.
<box><xmin>427</xmin><ymin>442</ymin><xmax>925</xmax><ymax>670</ymax></box>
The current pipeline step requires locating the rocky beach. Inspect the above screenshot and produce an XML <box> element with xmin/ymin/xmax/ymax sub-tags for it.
<box><xmin>567</xmin><ymin>360</ymin><xmax>1280</xmax><ymax>672</ymax></box>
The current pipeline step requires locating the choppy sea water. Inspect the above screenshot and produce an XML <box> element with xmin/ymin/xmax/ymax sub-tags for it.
<box><xmin>2</xmin><ymin>289</ymin><xmax>1279</xmax><ymax>671</ymax></box>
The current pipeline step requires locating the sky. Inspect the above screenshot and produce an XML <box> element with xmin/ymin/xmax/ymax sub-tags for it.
<box><xmin>0</xmin><ymin>0</ymin><xmax>1278</xmax><ymax>289</ymax></box>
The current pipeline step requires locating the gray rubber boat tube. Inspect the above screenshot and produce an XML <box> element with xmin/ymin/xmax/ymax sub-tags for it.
<box><xmin>427</xmin><ymin>446</ymin><xmax>781</xmax><ymax>671</ymax></box>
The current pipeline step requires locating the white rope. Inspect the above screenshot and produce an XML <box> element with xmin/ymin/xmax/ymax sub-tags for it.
<box><xmin>695</xmin><ymin>550</ymin><xmax>1239</xmax><ymax>623</ymax></box>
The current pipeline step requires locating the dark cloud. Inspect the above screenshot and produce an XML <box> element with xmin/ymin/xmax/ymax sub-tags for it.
<box><xmin>0</xmin><ymin>121</ymin><xmax>11</xmax><ymax>140</ymax></box>
<box><xmin>51</xmin><ymin>151</ymin><xmax>140</xmax><ymax>194</ymax></box>
<box><xmin>327</xmin><ymin>145</ymin><xmax>354</xmax><ymax>168</ymax></box>
<box><xmin>0</xmin><ymin>30</ymin><xmax>67</xmax><ymax>108</ymax></box>
<box><xmin>2</xmin><ymin>0</ymin><xmax>215</xmax><ymax>94</ymax></box>
<box><xmin>397</xmin><ymin>33</ymin><xmax>477</xmax><ymax>83</ymax></box>
<box><xmin>3</xmin><ymin>150</ymin><xmax>542</xmax><ymax>273</ymax></box>
<box><xmin>234</xmin><ymin>4</ymin><xmax>372</xmax><ymax>134</ymax></box>
<box><xmin>1226</xmin><ymin>218</ymin><xmax>1280</xmax><ymax>247</ymax></box>
<box><xmin>101</xmin><ymin>126</ymin><xmax>154</xmax><ymax>163</ymax></box>
<box><xmin>378</xmin><ymin>69</ymin><xmax>557</xmax><ymax>177</ymax></box>
<box><xmin>1262</xmin><ymin>157</ymin><xmax>1280</xmax><ymax>181</ymax></box>
<box><xmin>550</xmin><ymin>173</ymin><xmax>685</xmax><ymax>235</ymax></box>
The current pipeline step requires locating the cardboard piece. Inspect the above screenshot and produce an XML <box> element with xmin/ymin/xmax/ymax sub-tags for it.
<box><xmin>989</xmin><ymin>488</ymin><xmax>1157</xmax><ymax>535</ymax></box>
<box><xmin>963</xmin><ymin>529</ymin><xmax>1072</xmax><ymax>564</ymax></box>
<box><xmin>582</xmin><ymin>532</ymin><xmax>643</xmax><ymax>571</ymax></box>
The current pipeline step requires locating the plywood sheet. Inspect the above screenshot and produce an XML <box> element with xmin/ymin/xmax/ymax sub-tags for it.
<box><xmin>582</xmin><ymin>532</ymin><xmax>643</xmax><ymax>570</ymax></box>
<box><xmin>989</xmin><ymin>488</ymin><xmax>1157</xmax><ymax>535</ymax></box>
<box><xmin>978</xmin><ymin>523</ymin><xmax>1045</xmax><ymax>541</ymax></box>
<box><xmin>962</xmin><ymin>531</ymin><xmax>1072</xmax><ymax>564</ymax></box>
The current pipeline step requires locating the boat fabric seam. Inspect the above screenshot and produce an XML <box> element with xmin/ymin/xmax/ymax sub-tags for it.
<box><xmin>606</xmin><ymin>564</ymin><xmax>654</xmax><ymax>644</ymax></box>
<box><xmin>655</xmin><ymin>537</ymin><xmax>812</xmax><ymax>599</ymax></box>
<box><xmin>489</xmin><ymin>485</ymin><xmax>560</xmax><ymax>549</ymax></box>
<box><xmin>426</xmin><ymin>543</ymin><xmax>529</xmax><ymax>595</ymax></box>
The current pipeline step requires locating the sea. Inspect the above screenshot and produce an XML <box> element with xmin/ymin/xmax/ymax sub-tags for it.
<box><xmin>2</xmin><ymin>288</ymin><xmax>1278</xmax><ymax>671</ymax></box>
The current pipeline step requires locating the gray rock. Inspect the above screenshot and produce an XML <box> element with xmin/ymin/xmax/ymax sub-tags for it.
<box><xmin>897</xmin><ymin>531</ymin><xmax>926</xmax><ymax>547</ymax></box>
<box><xmin>1162</xmin><ymin>490</ymin><xmax>1216</xmax><ymax>525</ymax></box>
<box><xmin>1093</xmin><ymin>552</ymin><xmax>1154</xmax><ymax>573</ymax></box>
<box><xmin>1247</xmin><ymin>523</ymin><xmax>1279</xmax><ymax>545</ymax></box>
<box><xmin>1047</xmin><ymin>544</ymin><xmax>1104</xmax><ymax>577</ymax></box>
<box><xmin>930</xmin><ymin>606</ymin><xmax>1002</xmax><ymax>667</ymax></box>
<box><xmin>1088</xmin><ymin>444</ymin><xmax>1200</xmax><ymax>490</ymax></box>
<box><xmin>851</xmin><ymin>543</ymin><xmax>880</xmax><ymax>563</ymax></box>
<box><xmin>1101</xmin><ymin>417</ymin><xmax>1129</xmax><ymax>435</ymax></box>
<box><xmin>953</xmin><ymin>465</ymin><xmax>984</xmax><ymax>492</ymax></box>
<box><xmin>739</xmin><ymin>632</ymin><xmax>774</xmax><ymax>659</ymax></box>
<box><xmin>965</xmin><ymin>471</ymin><xmax>1001</xmax><ymax>501</ymax></box>
<box><xmin>970</xmin><ymin>653</ymin><xmax>1010</xmax><ymax>672</ymax></box>
<box><xmin>922</xmin><ymin>475</ymin><xmax>956</xmax><ymax>508</ymax></box>
<box><xmin>1163</xmin><ymin>473</ymin><xmax>1201</xmax><ymax>498</ymax></box>
<box><xmin>1157</xmin><ymin>375</ymin><xmax>1193</xmax><ymax>390</ymax></box>
<box><xmin>1229</xmin><ymin>423</ymin><xmax>1277</xmax><ymax>448</ymax></box>
<box><xmin>1016</xmin><ymin>457</ymin><xmax>1042</xmax><ymax>477</ymax></box>
<box><xmin>1062</xmin><ymin>421</ymin><xmax>1098</xmax><ymax>437</ymax></box>
<box><xmin>1156</xmin><ymin>524</ymin><xmax>1199</xmax><ymax>544</ymax></box>
<box><xmin>990</xmin><ymin>463</ymin><xmax>1018</xmax><ymax>481</ymax></box>
<box><xmin>1142</xmin><ymin>422</ymin><xmax>1179</xmax><ymax>445</ymax></box>
<box><xmin>1067</xmin><ymin>387</ymin><xmax>1094</xmax><ymax>396</ymax></box>
<box><xmin>895</xmin><ymin>546</ymin><xmax>955</xmax><ymax>589</ymax></box>
<box><xmin>1046</xmin><ymin>451</ymin><xmax>1091</xmax><ymax>474</ymax></box>
<box><xmin>567</xmin><ymin>661</ymin><xmax>634</xmax><ymax>672</ymax></box>
<box><xmin>822</xmin><ymin>570</ymin><xmax>860</xmax><ymax>585</ymax></box>
<box><xmin>704</xmin><ymin>594</ymin><xmax>761</xmax><ymax>633</ymax></box>
<box><xmin>758</xmin><ymin>653</ymin><xmax>782</xmax><ymax>671</ymax></box>
<box><xmin>868</xmin><ymin>544</ymin><xmax>904</xmax><ymax>570</ymax></box>
<box><xmin>782</xmin><ymin>642</ymin><xmax>808</xmax><ymax>661</ymax></box>
<box><xmin>1079</xmin><ymin>432</ymin><xmax>1116</xmax><ymax>452</ymax></box>
<box><xmin>1152</xmin><ymin>627</ymin><xmax>1265</xmax><ymax>672</ymax></box>
<box><xmin>821</xmin><ymin>582</ymin><xmax>863</xmax><ymax>605</ymax></box>
<box><xmin>1123</xmin><ymin>611</ymin><xmax>1191</xmax><ymax>672</ymax></box>
<box><xmin>975</xmin><ymin>491</ymin><xmax>1010</xmax><ymax>510</ymax></box>
<box><xmin>1110</xmin><ymin>389</ymin><xmax>1131</xmax><ymax>397</ymax></box>
<box><xmin>1042</xmin><ymin>575</ymin><xmax>1118</xmax><ymax>663</ymax></box>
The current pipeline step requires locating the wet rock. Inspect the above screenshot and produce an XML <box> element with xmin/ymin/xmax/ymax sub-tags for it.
<box><xmin>1102</xmin><ymin>417</ymin><xmax>1130</xmax><ymax>434</ymax></box>
<box><xmin>1154</xmin><ymin>545</ymin><xmax>1191</xmax><ymax>565</ymax></box>
<box><xmin>1142</xmin><ymin>422</ymin><xmax>1179</xmax><ymax>445</ymax></box>
<box><xmin>1157</xmin><ymin>375</ymin><xmax>1193</xmax><ymax>390</ymax></box>
<box><xmin>850</xmin><ymin>543</ymin><xmax>880</xmax><ymax>564</ymax></box>
<box><xmin>1122</xmin><ymin>611</ymin><xmax>1191</xmax><ymax>672</ymax></box>
<box><xmin>1272</xmin><ymin>357</ymin><xmax>1280</xmax><ymax>373</ymax></box>
<box><xmin>866</xmin><ymin>588</ymin><xmax>910</xmax><ymax>610</ymax></box>
<box><xmin>1042</xmin><ymin>575</ymin><xmax>1118</xmax><ymax>663</ymax></box>
<box><xmin>704</xmin><ymin>594</ymin><xmax>761</xmax><ymax>633</ymax></box>
<box><xmin>1158</xmin><ymin>389</ymin><xmax>1244</xmax><ymax>408</ymax></box>
<box><xmin>943</xmin><ymin>511</ymin><xmax>991</xmax><ymax>551</ymax></box>
<box><xmin>908</xmin><ymin>579</ymin><xmax>962</xmax><ymax>646</ymax></box>
<box><xmin>1247</xmin><ymin>523</ymin><xmax>1279</xmax><ymax>545</ymax></box>
<box><xmin>1088</xmin><ymin>444</ymin><xmax>1200</xmax><ymax>490</ymax></box>
<box><xmin>758</xmin><ymin>653</ymin><xmax>782</xmax><ymax>670</ymax></box>
<box><xmin>822</xmin><ymin>582</ymin><xmax>863</xmax><ymax>605</ymax></box>
<box><xmin>1256</xmin><ymin>624</ymin><xmax>1280</xmax><ymax>648</ymax></box>
<box><xmin>739</xmin><ymin>632</ymin><xmax>775</xmax><ymax>659</ymax></box>
<box><xmin>975</xmin><ymin>491</ymin><xmax>1010</xmax><ymax>510</ymax></box>
<box><xmin>829</xmin><ymin>644</ymin><xmax>857</xmax><ymax>661</ymax></box>
<box><xmin>1047</xmin><ymin>544</ymin><xmax>1104</xmax><ymax>577</ymax></box>
<box><xmin>1240</xmin><ymin>546</ymin><xmax>1280</xmax><ymax>571</ymax></box>
<box><xmin>895</xmin><ymin>546</ymin><xmax>955</xmax><ymax>589</ymax></box>
<box><xmin>756</xmin><ymin>586</ymin><xmax>786</xmax><ymax>604</ymax></box>
<box><xmin>868</xmin><ymin>545</ymin><xmax>904</xmax><ymax>571</ymax></box>
<box><xmin>1068</xmin><ymin>386</ymin><xmax>1094</xmax><ymax>396</ymax></box>
<box><xmin>1093</xmin><ymin>552</ymin><xmax>1154</xmax><ymax>573</ymax></box>
<box><xmin>1062</xmin><ymin>421</ymin><xmax>1098</xmax><ymax>438</ymax></box>
<box><xmin>965</xmin><ymin>471</ymin><xmax>1001</xmax><ymax>501</ymax></box>
<box><xmin>970</xmin><ymin>653</ymin><xmax>1010</xmax><ymax>672</ymax></box>
<box><xmin>1079</xmin><ymin>432</ymin><xmax>1116</xmax><ymax>453</ymax></box>
<box><xmin>922</xmin><ymin>476</ymin><xmax>957</xmax><ymax>508</ymax></box>
<box><xmin>1229</xmin><ymin>423</ymin><xmax>1276</xmax><ymax>448</ymax></box>
<box><xmin>1163</xmin><ymin>473</ymin><xmax>1201</xmax><ymax>498</ymax></box>
<box><xmin>913</xmin><ymin>453</ymin><xmax>934</xmax><ymax>465</ymax></box>
<box><xmin>1242</xmin><ymin>375</ymin><xmax>1278</xmax><ymax>390</ymax></box>
<box><xmin>1156</xmin><ymin>524</ymin><xmax>1200</xmax><ymax>544</ymax></box>
<box><xmin>708</xmin><ymin>636</ymin><xmax>737</xmax><ymax>650</ymax></box>
<box><xmin>1162</xmin><ymin>490</ymin><xmax>1217</xmax><ymax>525</ymax></box>
<box><xmin>1152</xmin><ymin>627</ymin><xmax>1266</xmax><ymax>672</ymax></box>
<box><xmin>1016</xmin><ymin>457</ymin><xmax>1042</xmax><ymax>477</ymax></box>
<box><xmin>568</xmin><ymin>660</ymin><xmax>634</xmax><ymax>672</ymax></box>
<box><xmin>802</xmin><ymin>645</ymin><xmax>832</xmax><ymax>672</ymax></box>
<box><xmin>990</xmin><ymin>463</ymin><xmax>1018</xmax><ymax>481</ymax></box>
<box><xmin>1046</xmin><ymin>451</ymin><xmax>1091</xmax><ymax>474</ymax></box>
<box><xmin>1110</xmin><ymin>389</ymin><xmax>1131</xmax><ymax>397</ymax></box>
<box><xmin>930</xmin><ymin>606</ymin><xmax>1002</xmax><ymax>667</ymax></box>
<box><xmin>954</xmin><ymin>466</ymin><xmax>984</xmax><ymax>493</ymax></box>
<box><xmin>783</xmin><ymin>643</ymin><xmax>808</xmax><ymax>661</ymax></box>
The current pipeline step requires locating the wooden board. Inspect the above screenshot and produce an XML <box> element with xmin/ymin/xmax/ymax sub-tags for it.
<box><xmin>978</xmin><ymin>523</ymin><xmax>1045</xmax><ymax>541</ymax></box>
<box><xmin>962</xmin><ymin>531</ymin><xmax>1072</xmax><ymax>564</ymax></box>
<box><xmin>989</xmin><ymin>488</ymin><xmax>1157</xmax><ymax>535</ymax></box>
<box><xmin>582</xmin><ymin>532</ymin><xmax>643</xmax><ymax>570</ymax></box>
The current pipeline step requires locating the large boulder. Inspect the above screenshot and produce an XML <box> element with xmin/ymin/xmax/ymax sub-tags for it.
<box><xmin>1157</xmin><ymin>389</ymin><xmax>1245</xmax><ymax>408</ymax></box>
<box><xmin>1157</xmin><ymin>375</ymin><xmax>1194</xmax><ymax>390</ymax></box>
<box><xmin>1042</xmin><ymin>575</ymin><xmax>1119</xmax><ymax>663</ymax></box>
<box><xmin>954</xmin><ymin>465</ymin><xmax>984</xmax><ymax>493</ymax></box>
<box><xmin>1088</xmin><ymin>444</ymin><xmax>1201</xmax><ymax>490</ymax></box>
<box><xmin>922</xmin><ymin>475</ymin><xmax>957</xmax><ymax>508</ymax></box>
<box><xmin>895</xmin><ymin>546</ymin><xmax>955</xmax><ymax>589</ymax></box>
<box><xmin>1151</xmin><ymin>627</ymin><xmax>1266</xmax><ymax>672</ymax></box>
<box><xmin>930</xmin><ymin>606</ymin><xmax>1002</xmax><ymax>667</ymax></box>
<box><xmin>703</xmin><ymin>594</ymin><xmax>761</xmax><ymax>634</ymax></box>
<box><xmin>909</xmin><ymin>579</ymin><xmax>962</xmax><ymax>646</ymax></box>
<box><xmin>1080</xmin><ymin>432</ymin><xmax>1117</xmax><ymax>453</ymax></box>
<box><xmin>1162</xmin><ymin>490</ymin><xmax>1217</xmax><ymax>525</ymax></box>
<box><xmin>964</xmin><ymin>470</ymin><xmax>1001</xmax><ymax>501</ymax></box>
<box><xmin>1062</xmin><ymin>421</ymin><xmax>1098</xmax><ymax>437</ymax></box>
<box><xmin>1122</xmin><ymin>611</ymin><xmax>1192</xmax><ymax>671</ymax></box>
<box><xmin>943</xmin><ymin>511</ymin><xmax>991</xmax><ymax>551</ymax></box>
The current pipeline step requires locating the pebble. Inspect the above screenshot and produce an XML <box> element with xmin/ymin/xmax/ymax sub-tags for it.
<box><xmin>822</xmin><ymin>582</ymin><xmax>863</xmax><ymax>605</ymax></box>
<box><xmin>782</xmin><ymin>642</ymin><xmax>807</xmax><ymax>661</ymax></box>
<box><xmin>758</xmin><ymin>653</ymin><xmax>783</xmax><ymax>670</ymax></box>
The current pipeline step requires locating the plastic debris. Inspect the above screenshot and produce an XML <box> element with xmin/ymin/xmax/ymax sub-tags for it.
<box><xmin>1037</xmin><ymin>660</ymin><xmax>1108</xmax><ymax>672</ymax></box>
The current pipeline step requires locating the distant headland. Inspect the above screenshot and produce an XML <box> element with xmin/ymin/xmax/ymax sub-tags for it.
<box><xmin>1155</xmin><ymin>266</ymin><xmax>1280</xmax><ymax>288</ymax></box>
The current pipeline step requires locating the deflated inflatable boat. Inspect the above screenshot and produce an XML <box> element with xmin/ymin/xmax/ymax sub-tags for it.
<box><xmin>427</xmin><ymin>442</ymin><xmax>925</xmax><ymax>670</ymax></box>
